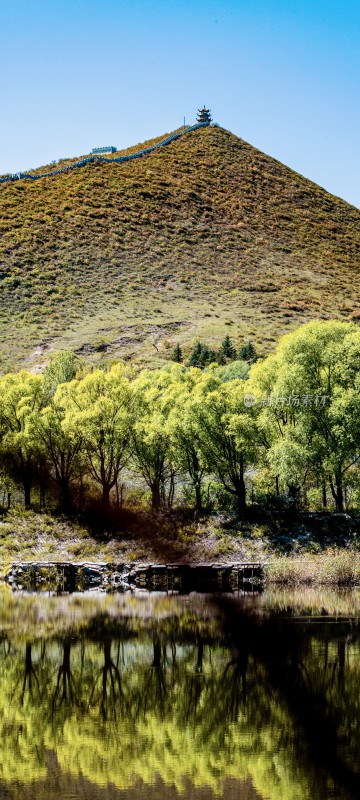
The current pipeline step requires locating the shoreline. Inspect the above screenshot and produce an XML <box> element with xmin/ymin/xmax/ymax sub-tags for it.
<box><xmin>2</xmin><ymin>562</ymin><xmax>360</xmax><ymax>588</ymax></box>
<box><xmin>0</xmin><ymin>507</ymin><xmax>359</xmax><ymax>587</ymax></box>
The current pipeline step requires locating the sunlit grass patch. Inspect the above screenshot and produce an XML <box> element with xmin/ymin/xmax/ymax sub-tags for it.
<box><xmin>266</xmin><ymin>548</ymin><xmax>360</xmax><ymax>586</ymax></box>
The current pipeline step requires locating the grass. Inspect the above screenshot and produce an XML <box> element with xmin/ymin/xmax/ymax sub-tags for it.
<box><xmin>265</xmin><ymin>549</ymin><xmax>360</xmax><ymax>586</ymax></box>
<box><xmin>0</xmin><ymin>125</ymin><xmax>359</xmax><ymax>371</ymax></box>
<box><xmin>0</xmin><ymin>507</ymin><xmax>359</xmax><ymax>586</ymax></box>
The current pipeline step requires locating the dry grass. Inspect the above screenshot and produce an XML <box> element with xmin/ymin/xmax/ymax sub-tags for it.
<box><xmin>266</xmin><ymin>548</ymin><xmax>360</xmax><ymax>586</ymax></box>
<box><xmin>0</xmin><ymin>125</ymin><xmax>359</xmax><ymax>371</ymax></box>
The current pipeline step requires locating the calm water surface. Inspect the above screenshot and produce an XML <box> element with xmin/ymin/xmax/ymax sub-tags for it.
<box><xmin>0</xmin><ymin>588</ymin><xmax>359</xmax><ymax>800</ymax></box>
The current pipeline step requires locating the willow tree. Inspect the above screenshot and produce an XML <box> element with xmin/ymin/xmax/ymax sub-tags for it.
<box><xmin>193</xmin><ymin>373</ymin><xmax>259</xmax><ymax>513</ymax></box>
<box><xmin>0</xmin><ymin>371</ymin><xmax>44</xmax><ymax>508</ymax></box>
<box><xmin>131</xmin><ymin>366</ymin><xmax>180</xmax><ymax>510</ymax></box>
<box><xmin>60</xmin><ymin>364</ymin><xmax>133</xmax><ymax>507</ymax></box>
<box><xmin>43</xmin><ymin>351</ymin><xmax>79</xmax><ymax>402</ymax></box>
<box><xmin>30</xmin><ymin>397</ymin><xmax>83</xmax><ymax>512</ymax></box>
<box><xmin>249</xmin><ymin>320</ymin><xmax>360</xmax><ymax>511</ymax></box>
<box><xmin>166</xmin><ymin>367</ymin><xmax>218</xmax><ymax>512</ymax></box>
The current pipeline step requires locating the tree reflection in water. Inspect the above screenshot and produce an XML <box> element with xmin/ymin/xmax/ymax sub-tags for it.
<box><xmin>0</xmin><ymin>592</ymin><xmax>358</xmax><ymax>800</ymax></box>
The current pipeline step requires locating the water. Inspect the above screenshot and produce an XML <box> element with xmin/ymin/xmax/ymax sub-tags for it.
<box><xmin>0</xmin><ymin>588</ymin><xmax>359</xmax><ymax>800</ymax></box>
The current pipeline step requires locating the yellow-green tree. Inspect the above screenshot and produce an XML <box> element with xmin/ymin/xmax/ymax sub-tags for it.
<box><xmin>166</xmin><ymin>367</ymin><xmax>212</xmax><ymax>512</ymax></box>
<box><xmin>30</xmin><ymin>395</ymin><xmax>84</xmax><ymax>512</ymax></box>
<box><xmin>60</xmin><ymin>364</ymin><xmax>133</xmax><ymax>507</ymax></box>
<box><xmin>131</xmin><ymin>366</ymin><xmax>180</xmax><ymax>510</ymax></box>
<box><xmin>0</xmin><ymin>371</ymin><xmax>44</xmax><ymax>507</ymax></box>
<box><xmin>249</xmin><ymin>320</ymin><xmax>360</xmax><ymax>511</ymax></box>
<box><xmin>192</xmin><ymin>372</ymin><xmax>259</xmax><ymax>512</ymax></box>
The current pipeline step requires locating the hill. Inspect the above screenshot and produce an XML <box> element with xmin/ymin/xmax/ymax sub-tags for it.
<box><xmin>0</xmin><ymin>124</ymin><xmax>359</xmax><ymax>371</ymax></box>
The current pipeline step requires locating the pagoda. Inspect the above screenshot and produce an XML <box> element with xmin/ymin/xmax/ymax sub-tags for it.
<box><xmin>196</xmin><ymin>106</ymin><xmax>212</xmax><ymax>124</ymax></box>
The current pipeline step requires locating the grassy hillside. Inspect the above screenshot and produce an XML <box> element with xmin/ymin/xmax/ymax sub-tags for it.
<box><xmin>0</xmin><ymin>124</ymin><xmax>359</xmax><ymax>371</ymax></box>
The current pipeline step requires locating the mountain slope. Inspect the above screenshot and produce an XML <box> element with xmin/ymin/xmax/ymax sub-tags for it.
<box><xmin>0</xmin><ymin>125</ymin><xmax>359</xmax><ymax>370</ymax></box>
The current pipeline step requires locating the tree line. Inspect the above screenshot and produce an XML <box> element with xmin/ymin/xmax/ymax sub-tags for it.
<box><xmin>0</xmin><ymin>319</ymin><xmax>360</xmax><ymax>514</ymax></box>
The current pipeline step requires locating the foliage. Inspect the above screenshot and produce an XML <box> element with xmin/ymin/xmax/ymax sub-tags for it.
<box><xmin>214</xmin><ymin>359</ymin><xmax>249</xmax><ymax>381</ymax></box>
<box><xmin>190</xmin><ymin>372</ymin><xmax>259</xmax><ymax>511</ymax></box>
<box><xmin>130</xmin><ymin>366</ymin><xmax>178</xmax><ymax>509</ymax></box>
<box><xmin>248</xmin><ymin>320</ymin><xmax>360</xmax><ymax>511</ymax></box>
<box><xmin>218</xmin><ymin>334</ymin><xmax>237</xmax><ymax>361</ymax></box>
<box><xmin>0</xmin><ymin>371</ymin><xmax>44</xmax><ymax>507</ymax></box>
<box><xmin>170</xmin><ymin>342</ymin><xmax>183</xmax><ymax>363</ymax></box>
<box><xmin>0</xmin><ymin>322</ymin><xmax>360</xmax><ymax>520</ymax></box>
<box><xmin>60</xmin><ymin>364</ymin><xmax>133</xmax><ymax>507</ymax></box>
<box><xmin>239</xmin><ymin>341</ymin><xmax>258</xmax><ymax>363</ymax></box>
<box><xmin>188</xmin><ymin>342</ymin><xmax>217</xmax><ymax>368</ymax></box>
<box><xmin>43</xmin><ymin>351</ymin><xmax>79</xmax><ymax>401</ymax></box>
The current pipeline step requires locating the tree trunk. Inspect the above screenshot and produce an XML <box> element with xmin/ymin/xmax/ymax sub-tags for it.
<box><xmin>168</xmin><ymin>473</ymin><xmax>175</xmax><ymax>508</ymax></box>
<box><xmin>60</xmin><ymin>480</ymin><xmax>71</xmax><ymax>513</ymax></box>
<box><xmin>275</xmin><ymin>475</ymin><xmax>279</xmax><ymax>496</ymax></box>
<box><xmin>151</xmin><ymin>483</ymin><xmax>161</xmax><ymax>511</ymax></box>
<box><xmin>322</xmin><ymin>483</ymin><xmax>327</xmax><ymax>508</ymax></box>
<box><xmin>102</xmin><ymin>483</ymin><xmax>111</xmax><ymax>508</ymax></box>
<box><xmin>188</xmin><ymin>451</ymin><xmax>203</xmax><ymax>512</ymax></box>
<box><xmin>24</xmin><ymin>481</ymin><xmax>31</xmax><ymax>510</ymax></box>
<box><xmin>236</xmin><ymin>479</ymin><xmax>246</xmax><ymax>512</ymax></box>
<box><xmin>78</xmin><ymin>474</ymin><xmax>85</xmax><ymax>511</ymax></box>
<box><xmin>335</xmin><ymin>474</ymin><xmax>344</xmax><ymax>513</ymax></box>
<box><xmin>287</xmin><ymin>484</ymin><xmax>300</xmax><ymax>506</ymax></box>
<box><xmin>195</xmin><ymin>481</ymin><xmax>202</xmax><ymax>513</ymax></box>
<box><xmin>329</xmin><ymin>474</ymin><xmax>344</xmax><ymax>513</ymax></box>
<box><xmin>234</xmin><ymin>455</ymin><xmax>246</xmax><ymax>513</ymax></box>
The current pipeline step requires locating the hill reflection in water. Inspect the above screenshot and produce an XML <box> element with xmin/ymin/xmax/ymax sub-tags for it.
<box><xmin>0</xmin><ymin>589</ymin><xmax>359</xmax><ymax>800</ymax></box>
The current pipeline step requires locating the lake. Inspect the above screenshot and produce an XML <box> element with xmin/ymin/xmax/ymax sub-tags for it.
<box><xmin>0</xmin><ymin>587</ymin><xmax>359</xmax><ymax>800</ymax></box>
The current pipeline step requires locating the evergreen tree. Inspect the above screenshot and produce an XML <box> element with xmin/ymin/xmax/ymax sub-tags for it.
<box><xmin>189</xmin><ymin>342</ymin><xmax>204</xmax><ymax>367</ymax></box>
<box><xmin>238</xmin><ymin>341</ymin><xmax>258</xmax><ymax>363</ymax></box>
<box><xmin>189</xmin><ymin>342</ymin><xmax>218</xmax><ymax>368</ymax></box>
<box><xmin>171</xmin><ymin>343</ymin><xmax>183</xmax><ymax>363</ymax></box>
<box><xmin>200</xmin><ymin>345</ymin><xmax>217</xmax><ymax>367</ymax></box>
<box><xmin>217</xmin><ymin>351</ymin><xmax>227</xmax><ymax>366</ymax></box>
<box><xmin>219</xmin><ymin>335</ymin><xmax>237</xmax><ymax>361</ymax></box>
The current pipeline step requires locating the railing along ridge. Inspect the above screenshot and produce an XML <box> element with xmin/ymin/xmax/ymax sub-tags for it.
<box><xmin>0</xmin><ymin>122</ymin><xmax>210</xmax><ymax>185</ymax></box>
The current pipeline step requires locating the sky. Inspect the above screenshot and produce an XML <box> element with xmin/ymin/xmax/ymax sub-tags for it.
<box><xmin>0</xmin><ymin>0</ymin><xmax>359</xmax><ymax>207</ymax></box>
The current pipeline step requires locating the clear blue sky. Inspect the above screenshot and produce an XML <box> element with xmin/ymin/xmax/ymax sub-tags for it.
<box><xmin>0</xmin><ymin>0</ymin><xmax>359</xmax><ymax>207</ymax></box>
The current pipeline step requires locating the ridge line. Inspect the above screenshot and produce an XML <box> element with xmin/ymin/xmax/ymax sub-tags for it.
<box><xmin>0</xmin><ymin>122</ymin><xmax>210</xmax><ymax>185</ymax></box>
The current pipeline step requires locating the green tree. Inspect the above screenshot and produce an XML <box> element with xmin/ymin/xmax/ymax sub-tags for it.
<box><xmin>166</xmin><ymin>368</ymin><xmax>210</xmax><ymax>512</ymax></box>
<box><xmin>218</xmin><ymin>335</ymin><xmax>237</xmax><ymax>361</ymax></box>
<box><xmin>239</xmin><ymin>342</ymin><xmax>258</xmax><ymax>363</ymax></box>
<box><xmin>188</xmin><ymin>342</ymin><xmax>203</xmax><ymax>367</ymax></box>
<box><xmin>248</xmin><ymin>320</ymin><xmax>360</xmax><ymax>511</ymax></box>
<box><xmin>31</xmin><ymin>395</ymin><xmax>83</xmax><ymax>512</ymax></box>
<box><xmin>215</xmin><ymin>361</ymin><xmax>250</xmax><ymax>382</ymax></box>
<box><xmin>170</xmin><ymin>343</ymin><xmax>183</xmax><ymax>363</ymax></box>
<box><xmin>43</xmin><ymin>351</ymin><xmax>79</xmax><ymax>402</ymax></box>
<box><xmin>61</xmin><ymin>364</ymin><xmax>133</xmax><ymax>507</ymax></box>
<box><xmin>131</xmin><ymin>366</ymin><xmax>180</xmax><ymax>510</ymax></box>
<box><xmin>188</xmin><ymin>342</ymin><xmax>217</xmax><ymax>368</ymax></box>
<box><xmin>192</xmin><ymin>374</ymin><xmax>259</xmax><ymax>512</ymax></box>
<box><xmin>0</xmin><ymin>371</ymin><xmax>44</xmax><ymax>508</ymax></box>
<box><xmin>200</xmin><ymin>345</ymin><xmax>218</xmax><ymax>367</ymax></box>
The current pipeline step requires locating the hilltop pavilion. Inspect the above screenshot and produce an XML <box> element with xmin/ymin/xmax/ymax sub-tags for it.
<box><xmin>197</xmin><ymin>106</ymin><xmax>212</xmax><ymax>124</ymax></box>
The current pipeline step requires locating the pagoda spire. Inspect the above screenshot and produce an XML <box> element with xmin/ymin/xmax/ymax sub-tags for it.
<box><xmin>196</xmin><ymin>105</ymin><xmax>212</xmax><ymax>125</ymax></box>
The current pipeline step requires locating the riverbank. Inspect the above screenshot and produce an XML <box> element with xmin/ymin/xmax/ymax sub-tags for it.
<box><xmin>0</xmin><ymin>507</ymin><xmax>359</xmax><ymax>586</ymax></box>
